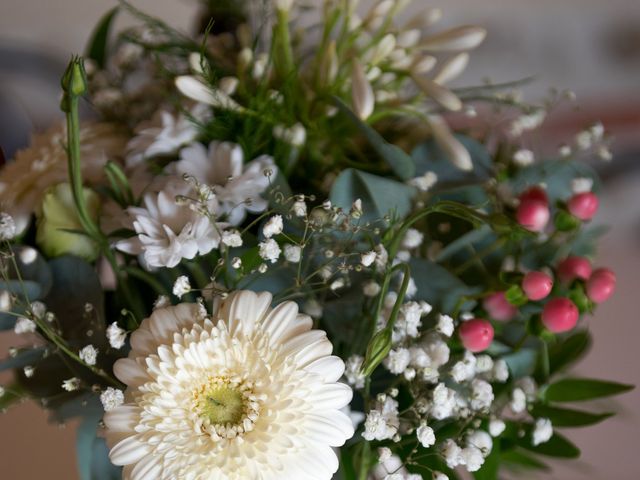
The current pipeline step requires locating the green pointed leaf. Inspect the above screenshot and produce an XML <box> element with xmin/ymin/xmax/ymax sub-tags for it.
<box><xmin>518</xmin><ymin>432</ymin><xmax>580</xmax><ymax>458</ymax></box>
<box><xmin>0</xmin><ymin>383</ymin><xmax>26</xmax><ymax>411</ymax></box>
<box><xmin>530</xmin><ymin>404</ymin><xmax>613</xmax><ymax>427</ymax></box>
<box><xmin>548</xmin><ymin>330</ymin><xmax>592</xmax><ymax>374</ymax></box>
<box><xmin>333</xmin><ymin>97</ymin><xmax>415</xmax><ymax>180</ymax></box>
<box><xmin>330</xmin><ymin>168</ymin><xmax>415</xmax><ymax>222</ymax></box>
<box><xmin>545</xmin><ymin>378</ymin><xmax>634</xmax><ymax>402</ymax></box>
<box><xmin>503</xmin><ymin>348</ymin><xmax>538</xmax><ymax>379</ymax></box>
<box><xmin>502</xmin><ymin>449</ymin><xmax>549</xmax><ymax>471</ymax></box>
<box><xmin>85</xmin><ymin>7</ymin><xmax>119</xmax><ymax>69</ymax></box>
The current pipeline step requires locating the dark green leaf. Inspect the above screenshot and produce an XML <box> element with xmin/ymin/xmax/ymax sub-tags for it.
<box><xmin>502</xmin><ymin>449</ymin><xmax>549</xmax><ymax>471</ymax></box>
<box><xmin>530</xmin><ymin>404</ymin><xmax>613</xmax><ymax>427</ymax></box>
<box><xmin>473</xmin><ymin>440</ymin><xmax>500</xmax><ymax>480</ymax></box>
<box><xmin>330</xmin><ymin>168</ymin><xmax>415</xmax><ymax>222</ymax></box>
<box><xmin>0</xmin><ymin>383</ymin><xmax>26</xmax><ymax>411</ymax></box>
<box><xmin>545</xmin><ymin>378</ymin><xmax>634</xmax><ymax>402</ymax></box>
<box><xmin>548</xmin><ymin>330</ymin><xmax>592</xmax><ymax>374</ymax></box>
<box><xmin>503</xmin><ymin>348</ymin><xmax>538</xmax><ymax>379</ymax></box>
<box><xmin>333</xmin><ymin>96</ymin><xmax>415</xmax><ymax>180</ymax></box>
<box><xmin>85</xmin><ymin>7</ymin><xmax>119</xmax><ymax>69</ymax></box>
<box><xmin>409</xmin><ymin>257</ymin><xmax>481</xmax><ymax>313</ymax></box>
<box><xmin>518</xmin><ymin>432</ymin><xmax>580</xmax><ymax>458</ymax></box>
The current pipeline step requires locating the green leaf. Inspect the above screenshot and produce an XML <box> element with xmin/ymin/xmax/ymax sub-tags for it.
<box><xmin>518</xmin><ymin>432</ymin><xmax>581</xmax><ymax>458</ymax></box>
<box><xmin>473</xmin><ymin>440</ymin><xmax>500</xmax><ymax>480</ymax></box>
<box><xmin>545</xmin><ymin>378</ymin><xmax>634</xmax><ymax>402</ymax></box>
<box><xmin>0</xmin><ymin>383</ymin><xmax>26</xmax><ymax>411</ymax></box>
<box><xmin>412</xmin><ymin>134</ymin><xmax>493</xmax><ymax>183</ymax></box>
<box><xmin>77</xmin><ymin>404</ymin><xmax>122</xmax><ymax>480</ymax></box>
<box><xmin>333</xmin><ymin>97</ymin><xmax>415</xmax><ymax>180</ymax></box>
<box><xmin>530</xmin><ymin>404</ymin><xmax>614</xmax><ymax>427</ymax></box>
<box><xmin>85</xmin><ymin>7</ymin><xmax>119</xmax><ymax>69</ymax></box>
<box><xmin>330</xmin><ymin>168</ymin><xmax>415</xmax><ymax>223</ymax></box>
<box><xmin>409</xmin><ymin>257</ymin><xmax>481</xmax><ymax>313</ymax></box>
<box><xmin>548</xmin><ymin>330</ymin><xmax>592</xmax><ymax>374</ymax></box>
<box><xmin>502</xmin><ymin>348</ymin><xmax>538</xmax><ymax>379</ymax></box>
<box><xmin>502</xmin><ymin>449</ymin><xmax>549</xmax><ymax>471</ymax></box>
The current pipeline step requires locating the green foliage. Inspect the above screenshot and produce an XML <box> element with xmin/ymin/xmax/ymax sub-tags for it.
<box><xmin>544</xmin><ymin>378</ymin><xmax>634</xmax><ymax>402</ymax></box>
<box><xmin>502</xmin><ymin>348</ymin><xmax>538</xmax><ymax>379</ymax></box>
<box><xmin>85</xmin><ymin>7</ymin><xmax>119</xmax><ymax>69</ymax></box>
<box><xmin>77</xmin><ymin>404</ymin><xmax>122</xmax><ymax>480</ymax></box>
<box><xmin>330</xmin><ymin>168</ymin><xmax>415</xmax><ymax>222</ymax></box>
<box><xmin>530</xmin><ymin>404</ymin><xmax>613</xmax><ymax>427</ymax></box>
<box><xmin>473</xmin><ymin>441</ymin><xmax>500</xmax><ymax>480</ymax></box>
<box><xmin>548</xmin><ymin>330</ymin><xmax>592</xmax><ymax>374</ymax></box>
<box><xmin>517</xmin><ymin>432</ymin><xmax>581</xmax><ymax>459</ymax></box>
<box><xmin>501</xmin><ymin>449</ymin><xmax>549</xmax><ymax>472</ymax></box>
<box><xmin>333</xmin><ymin>97</ymin><xmax>416</xmax><ymax>180</ymax></box>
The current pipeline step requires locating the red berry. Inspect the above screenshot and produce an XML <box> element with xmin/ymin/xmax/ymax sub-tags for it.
<box><xmin>557</xmin><ymin>256</ymin><xmax>592</xmax><ymax>284</ymax></box>
<box><xmin>517</xmin><ymin>199</ymin><xmax>550</xmax><ymax>232</ymax></box>
<box><xmin>568</xmin><ymin>192</ymin><xmax>599</xmax><ymax>221</ymax></box>
<box><xmin>586</xmin><ymin>268</ymin><xmax>616</xmax><ymax>303</ymax></box>
<box><xmin>542</xmin><ymin>298</ymin><xmax>579</xmax><ymax>333</ymax></box>
<box><xmin>520</xmin><ymin>186</ymin><xmax>549</xmax><ymax>205</ymax></box>
<box><xmin>522</xmin><ymin>271</ymin><xmax>554</xmax><ymax>301</ymax></box>
<box><xmin>483</xmin><ymin>292</ymin><xmax>518</xmax><ymax>321</ymax></box>
<box><xmin>459</xmin><ymin>318</ymin><xmax>494</xmax><ymax>353</ymax></box>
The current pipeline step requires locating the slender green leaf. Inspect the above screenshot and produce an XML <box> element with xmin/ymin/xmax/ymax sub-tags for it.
<box><xmin>530</xmin><ymin>404</ymin><xmax>613</xmax><ymax>427</ymax></box>
<box><xmin>548</xmin><ymin>330</ymin><xmax>592</xmax><ymax>374</ymax></box>
<box><xmin>502</xmin><ymin>449</ymin><xmax>549</xmax><ymax>471</ymax></box>
<box><xmin>518</xmin><ymin>432</ymin><xmax>580</xmax><ymax>458</ymax></box>
<box><xmin>333</xmin><ymin>97</ymin><xmax>416</xmax><ymax>180</ymax></box>
<box><xmin>545</xmin><ymin>378</ymin><xmax>634</xmax><ymax>402</ymax></box>
<box><xmin>85</xmin><ymin>7</ymin><xmax>119</xmax><ymax>69</ymax></box>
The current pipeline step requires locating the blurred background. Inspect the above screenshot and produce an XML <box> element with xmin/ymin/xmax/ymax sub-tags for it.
<box><xmin>1</xmin><ymin>0</ymin><xmax>639</xmax><ymax>478</ymax></box>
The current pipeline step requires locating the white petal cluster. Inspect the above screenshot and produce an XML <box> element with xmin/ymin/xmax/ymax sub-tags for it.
<box><xmin>532</xmin><ymin>418</ymin><xmax>553</xmax><ymax>446</ymax></box>
<box><xmin>363</xmin><ymin>395</ymin><xmax>399</xmax><ymax>441</ymax></box>
<box><xmin>14</xmin><ymin>317</ymin><xmax>36</xmax><ymax>335</ymax></box>
<box><xmin>105</xmin><ymin>291</ymin><xmax>353</xmax><ymax>479</ymax></box>
<box><xmin>100</xmin><ymin>387</ymin><xmax>125</xmax><ymax>412</ymax></box>
<box><xmin>106</xmin><ymin>322</ymin><xmax>127</xmax><ymax>349</ymax></box>
<box><xmin>174</xmin><ymin>141</ymin><xmax>276</xmax><ymax>225</ymax></box>
<box><xmin>79</xmin><ymin>345</ymin><xmax>98</xmax><ymax>366</ymax></box>
<box><xmin>344</xmin><ymin>355</ymin><xmax>366</xmax><ymax>389</ymax></box>
<box><xmin>416</xmin><ymin>423</ymin><xmax>436</xmax><ymax>448</ymax></box>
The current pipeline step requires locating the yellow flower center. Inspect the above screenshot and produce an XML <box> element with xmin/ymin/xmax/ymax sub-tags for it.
<box><xmin>201</xmin><ymin>386</ymin><xmax>245</xmax><ymax>425</ymax></box>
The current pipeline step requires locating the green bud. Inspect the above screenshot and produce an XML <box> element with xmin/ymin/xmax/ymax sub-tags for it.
<box><xmin>36</xmin><ymin>183</ymin><xmax>100</xmax><ymax>261</ymax></box>
<box><xmin>505</xmin><ymin>284</ymin><xmax>528</xmax><ymax>306</ymax></box>
<box><xmin>61</xmin><ymin>57</ymin><xmax>88</xmax><ymax>97</ymax></box>
<box><xmin>360</xmin><ymin>328</ymin><xmax>392</xmax><ymax>377</ymax></box>
<box><xmin>568</xmin><ymin>286</ymin><xmax>591</xmax><ymax>314</ymax></box>
<box><xmin>554</xmin><ymin>210</ymin><xmax>580</xmax><ymax>232</ymax></box>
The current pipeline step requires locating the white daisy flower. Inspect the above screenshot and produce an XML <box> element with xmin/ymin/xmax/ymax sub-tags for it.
<box><xmin>104</xmin><ymin>291</ymin><xmax>353</xmax><ymax>479</ymax></box>
<box><xmin>116</xmin><ymin>188</ymin><xmax>224</xmax><ymax>269</ymax></box>
<box><xmin>174</xmin><ymin>141</ymin><xmax>276</xmax><ymax>225</ymax></box>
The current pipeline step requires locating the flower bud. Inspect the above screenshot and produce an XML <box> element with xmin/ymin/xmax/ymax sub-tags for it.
<box><xmin>516</xmin><ymin>199</ymin><xmax>549</xmax><ymax>232</ymax></box>
<box><xmin>421</xmin><ymin>26</ymin><xmax>487</xmax><ymax>51</ymax></box>
<box><xmin>522</xmin><ymin>271</ymin><xmax>553</xmax><ymax>301</ymax></box>
<box><xmin>459</xmin><ymin>318</ymin><xmax>494</xmax><ymax>353</ymax></box>
<box><xmin>557</xmin><ymin>256</ymin><xmax>592</xmax><ymax>284</ymax></box>
<box><xmin>586</xmin><ymin>268</ymin><xmax>616</xmax><ymax>303</ymax></box>
<box><xmin>361</xmin><ymin>328</ymin><xmax>392</xmax><ymax>377</ymax></box>
<box><xmin>36</xmin><ymin>183</ymin><xmax>100</xmax><ymax>261</ymax></box>
<box><xmin>351</xmin><ymin>60</ymin><xmax>375</xmax><ymax>120</ymax></box>
<box><xmin>541</xmin><ymin>298</ymin><xmax>579</xmax><ymax>333</ymax></box>
<box><xmin>568</xmin><ymin>192</ymin><xmax>599</xmax><ymax>221</ymax></box>
<box><xmin>483</xmin><ymin>292</ymin><xmax>517</xmax><ymax>321</ymax></box>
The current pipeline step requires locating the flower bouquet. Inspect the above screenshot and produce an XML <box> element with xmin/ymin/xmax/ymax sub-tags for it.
<box><xmin>0</xmin><ymin>1</ymin><xmax>633</xmax><ymax>479</ymax></box>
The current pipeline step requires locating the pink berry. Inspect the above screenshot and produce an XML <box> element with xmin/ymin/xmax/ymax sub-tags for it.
<box><xmin>568</xmin><ymin>192</ymin><xmax>599</xmax><ymax>221</ymax></box>
<box><xmin>586</xmin><ymin>268</ymin><xmax>616</xmax><ymax>303</ymax></box>
<box><xmin>557</xmin><ymin>256</ymin><xmax>592</xmax><ymax>284</ymax></box>
<box><xmin>459</xmin><ymin>318</ymin><xmax>494</xmax><ymax>353</ymax></box>
<box><xmin>520</xmin><ymin>186</ymin><xmax>549</xmax><ymax>205</ymax></box>
<box><xmin>483</xmin><ymin>292</ymin><xmax>518</xmax><ymax>321</ymax></box>
<box><xmin>541</xmin><ymin>298</ymin><xmax>579</xmax><ymax>333</ymax></box>
<box><xmin>517</xmin><ymin>199</ymin><xmax>550</xmax><ymax>232</ymax></box>
<box><xmin>522</xmin><ymin>271</ymin><xmax>554</xmax><ymax>301</ymax></box>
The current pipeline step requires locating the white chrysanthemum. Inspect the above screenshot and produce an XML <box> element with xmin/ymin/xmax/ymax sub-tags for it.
<box><xmin>116</xmin><ymin>188</ymin><xmax>224</xmax><ymax>268</ymax></box>
<box><xmin>104</xmin><ymin>291</ymin><xmax>353</xmax><ymax>480</ymax></box>
<box><xmin>174</xmin><ymin>141</ymin><xmax>276</xmax><ymax>225</ymax></box>
<box><xmin>0</xmin><ymin>122</ymin><xmax>127</xmax><ymax>234</ymax></box>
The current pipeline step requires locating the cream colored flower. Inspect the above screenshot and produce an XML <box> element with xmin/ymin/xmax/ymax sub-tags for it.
<box><xmin>105</xmin><ymin>291</ymin><xmax>354</xmax><ymax>479</ymax></box>
<box><xmin>0</xmin><ymin>122</ymin><xmax>127</xmax><ymax>234</ymax></box>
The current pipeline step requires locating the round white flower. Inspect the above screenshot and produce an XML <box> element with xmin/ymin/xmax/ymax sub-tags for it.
<box><xmin>283</xmin><ymin>244</ymin><xmax>302</xmax><ymax>263</ymax></box>
<box><xmin>344</xmin><ymin>355</ymin><xmax>366</xmax><ymax>389</ymax></box>
<box><xmin>100</xmin><ymin>387</ymin><xmax>125</xmax><ymax>412</ymax></box>
<box><xmin>262</xmin><ymin>215</ymin><xmax>283</xmax><ymax>238</ymax></box>
<box><xmin>489</xmin><ymin>418</ymin><xmax>506</xmax><ymax>437</ymax></box>
<box><xmin>0</xmin><ymin>212</ymin><xmax>16</xmax><ymax>240</ymax></box>
<box><xmin>363</xmin><ymin>396</ymin><xmax>399</xmax><ymax>441</ymax></box>
<box><xmin>441</xmin><ymin>439</ymin><xmax>462</xmax><ymax>468</ymax></box>
<box><xmin>436</xmin><ymin>314</ymin><xmax>454</xmax><ymax>337</ymax></box>
<box><xmin>384</xmin><ymin>348</ymin><xmax>411</xmax><ymax>375</ymax></box>
<box><xmin>258</xmin><ymin>238</ymin><xmax>281</xmax><ymax>263</ymax></box>
<box><xmin>62</xmin><ymin>377</ymin><xmax>80</xmax><ymax>392</ymax></box>
<box><xmin>492</xmin><ymin>358</ymin><xmax>509</xmax><ymax>382</ymax></box>
<box><xmin>416</xmin><ymin>423</ymin><xmax>436</xmax><ymax>448</ymax></box>
<box><xmin>361</xmin><ymin>251</ymin><xmax>377</xmax><ymax>267</ymax></box>
<box><xmin>106</xmin><ymin>322</ymin><xmax>127</xmax><ymax>349</ymax></box>
<box><xmin>79</xmin><ymin>345</ymin><xmax>98</xmax><ymax>366</ymax></box>
<box><xmin>470</xmin><ymin>379</ymin><xmax>494</xmax><ymax>411</ymax></box>
<box><xmin>510</xmin><ymin>387</ymin><xmax>527</xmax><ymax>413</ymax></box>
<box><xmin>14</xmin><ymin>317</ymin><xmax>36</xmax><ymax>335</ymax></box>
<box><xmin>460</xmin><ymin>446</ymin><xmax>484</xmax><ymax>472</ymax></box>
<box><xmin>401</xmin><ymin>228</ymin><xmax>424</xmax><ymax>249</ymax></box>
<box><xmin>467</xmin><ymin>430</ymin><xmax>493</xmax><ymax>457</ymax></box>
<box><xmin>174</xmin><ymin>141</ymin><xmax>276</xmax><ymax>225</ymax></box>
<box><xmin>105</xmin><ymin>291</ymin><xmax>353</xmax><ymax>479</ymax></box>
<box><xmin>172</xmin><ymin>275</ymin><xmax>192</xmax><ymax>299</ymax></box>
<box><xmin>532</xmin><ymin>418</ymin><xmax>553</xmax><ymax>446</ymax></box>
<box><xmin>221</xmin><ymin>229</ymin><xmax>243</xmax><ymax>247</ymax></box>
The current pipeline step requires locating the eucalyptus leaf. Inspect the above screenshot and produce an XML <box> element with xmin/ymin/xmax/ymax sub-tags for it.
<box><xmin>530</xmin><ymin>404</ymin><xmax>613</xmax><ymax>427</ymax></box>
<box><xmin>330</xmin><ymin>168</ymin><xmax>415</xmax><ymax>222</ymax></box>
<box><xmin>502</xmin><ymin>348</ymin><xmax>538</xmax><ymax>378</ymax></box>
<box><xmin>545</xmin><ymin>378</ymin><xmax>634</xmax><ymax>402</ymax></box>
<box><xmin>333</xmin><ymin>96</ymin><xmax>415</xmax><ymax>180</ymax></box>
<box><xmin>77</xmin><ymin>402</ymin><xmax>122</xmax><ymax>480</ymax></box>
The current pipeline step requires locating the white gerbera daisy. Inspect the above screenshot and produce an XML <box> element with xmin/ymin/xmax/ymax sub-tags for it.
<box><xmin>104</xmin><ymin>291</ymin><xmax>354</xmax><ymax>479</ymax></box>
<box><xmin>174</xmin><ymin>141</ymin><xmax>276</xmax><ymax>225</ymax></box>
<box><xmin>116</xmin><ymin>186</ymin><xmax>225</xmax><ymax>268</ymax></box>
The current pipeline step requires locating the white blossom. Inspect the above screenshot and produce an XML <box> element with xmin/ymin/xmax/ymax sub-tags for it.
<box><xmin>361</xmin><ymin>250</ymin><xmax>377</xmax><ymax>267</ymax></box>
<box><xmin>513</xmin><ymin>148</ymin><xmax>534</xmax><ymax>166</ymax></box>
<box><xmin>467</xmin><ymin>430</ymin><xmax>493</xmax><ymax>457</ymax></box>
<box><xmin>510</xmin><ymin>387</ymin><xmax>527</xmax><ymax>413</ymax></box>
<box><xmin>62</xmin><ymin>377</ymin><xmax>80</xmax><ymax>392</ymax></box>
<box><xmin>470</xmin><ymin>379</ymin><xmax>494</xmax><ymax>411</ymax></box>
<box><xmin>221</xmin><ymin>229</ymin><xmax>243</xmax><ymax>247</ymax></box>
<box><xmin>436</xmin><ymin>314</ymin><xmax>454</xmax><ymax>337</ymax></box>
<box><xmin>416</xmin><ymin>423</ymin><xmax>436</xmax><ymax>448</ymax></box>
<box><xmin>23</xmin><ymin>366</ymin><xmax>35</xmax><ymax>378</ymax></box>
<box><xmin>475</xmin><ymin>355</ymin><xmax>494</xmax><ymax>373</ymax></box>
<box><xmin>532</xmin><ymin>418</ymin><xmax>553</xmax><ymax>446</ymax></box>
<box><xmin>259</xmin><ymin>238</ymin><xmax>281</xmax><ymax>263</ymax></box>
<box><xmin>292</xmin><ymin>200</ymin><xmax>307</xmax><ymax>217</ymax></box>
<box><xmin>262</xmin><ymin>215</ymin><xmax>283</xmax><ymax>238</ymax></box>
<box><xmin>363</xmin><ymin>281</ymin><xmax>381</xmax><ymax>297</ymax></box>
<box><xmin>14</xmin><ymin>317</ymin><xmax>36</xmax><ymax>334</ymax></box>
<box><xmin>451</xmin><ymin>351</ymin><xmax>477</xmax><ymax>383</ymax></box>
<box><xmin>401</xmin><ymin>228</ymin><xmax>424</xmax><ymax>249</ymax></box>
<box><xmin>489</xmin><ymin>418</ymin><xmax>506</xmax><ymax>437</ymax></box>
<box><xmin>460</xmin><ymin>446</ymin><xmax>484</xmax><ymax>472</ymax></box>
<box><xmin>363</xmin><ymin>396</ymin><xmax>399</xmax><ymax>441</ymax></box>
<box><xmin>431</xmin><ymin>383</ymin><xmax>457</xmax><ymax>420</ymax></box>
<box><xmin>345</xmin><ymin>355</ymin><xmax>366</xmax><ymax>389</ymax></box>
<box><xmin>384</xmin><ymin>348</ymin><xmax>411</xmax><ymax>374</ymax></box>
<box><xmin>0</xmin><ymin>212</ymin><xmax>16</xmax><ymax>240</ymax></box>
<box><xmin>100</xmin><ymin>387</ymin><xmax>125</xmax><ymax>412</ymax></box>
<box><xmin>441</xmin><ymin>439</ymin><xmax>462</xmax><ymax>468</ymax></box>
<box><xmin>106</xmin><ymin>322</ymin><xmax>127</xmax><ymax>349</ymax></box>
<box><xmin>492</xmin><ymin>359</ymin><xmax>509</xmax><ymax>382</ymax></box>
<box><xmin>378</xmin><ymin>447</ymin><xmax>392</xmax><ymax>463</ymax></box>
<box><xmin>172</xmin><ymin>276</ymin><xmax>191</xmax><ymax>299</ymax></box>
<box><xmin>408</xmin><ymin>171</ymin><xmax>437</xmax><ymax>192</ymax></box>
<box><xmin>283</xmin><ymin>244</ymin><xmax>302</xmax><ymax>263</ymax></box>
<box><xmin>79</xmin><ymin>345</ymin><xmax>98</xmax><ymax>366</ymax></box>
